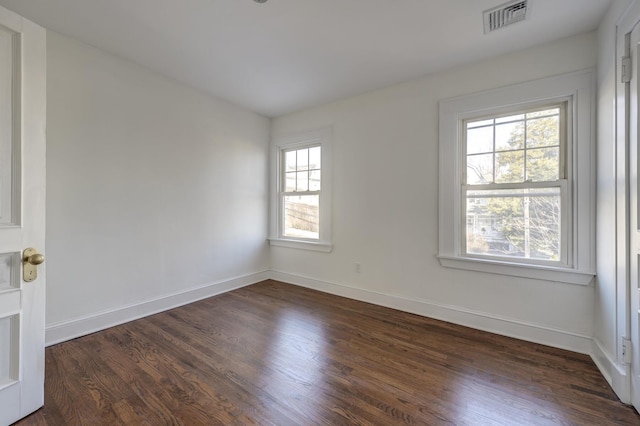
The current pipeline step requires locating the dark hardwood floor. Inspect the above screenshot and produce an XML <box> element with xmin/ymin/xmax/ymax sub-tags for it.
<box><xmin>15</xmin><ymin>280</ymin><xmax>640</xmax><ymax>425</ymax></box>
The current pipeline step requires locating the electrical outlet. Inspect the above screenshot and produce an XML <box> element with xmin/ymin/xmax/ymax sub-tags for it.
<box><xmin>355</xmin><ymin>263</ymin><xmax>361</xmax><ymax>273</ymax></box>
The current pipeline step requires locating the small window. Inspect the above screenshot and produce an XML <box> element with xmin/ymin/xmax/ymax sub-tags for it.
<box><xmin>269</xmin><ymin>128</ymin><xmax>332</xmax><ymax>252</ymax></box>
<box><xmin>463</xmin><ymin>105</ymin><xmax>567</xmax><ymax>264</ymax></box>
<box><xmin>281</xmin><ymin>145</ymin><xmax>321</xmax><ymax>239</ymax></box>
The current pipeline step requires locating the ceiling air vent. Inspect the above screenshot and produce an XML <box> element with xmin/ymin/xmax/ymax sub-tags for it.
<box><xmin>483</xmin><ymin>0</ymin><xmax>529</xmax><ymax>34</ymax></box>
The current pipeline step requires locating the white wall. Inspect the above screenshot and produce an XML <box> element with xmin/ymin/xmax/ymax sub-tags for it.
<box><xmin>594</xmin><ymin>0</ymin><xmax>634</xmax><ymax>401</ymax></box>
<box><xmin>271</xmin><ymin>32</ymin><xmax>598</xmax><ymax>353</ymax></box>
<box><xmin>45</xmin><ymin>32</ymin><xmax>271</xmax><ymax>344</ymax></box>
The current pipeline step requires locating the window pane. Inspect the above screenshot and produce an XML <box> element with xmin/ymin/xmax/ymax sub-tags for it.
<box><xmin>284</xmin><ymin>195</ymin><xmax>319</xmax><ymax>239</ymax></box>
<box><xmin>466</xmin><ymin>153</ymin><xmax>493</xmax><ymax>185</ymax></box>
<box><xmin>495</xmin><ymin>121</ymin><xmax>524</xmax><ymax>151</ymax></box>
<box><xmin>0</xmin><ymin>29</ymin><xmax>15</xmax><ymax>226</ymax></box>
<box><xmin>467</xmin><ymin>118</ymin><xmax>493</xmax><ymax>129</ymax></box>
<box><xmin>466</xmin><ymin>188</ymin><xmax>561</xmax><ymax>261</ymax></box>
<box><xmin>284</xmin><ymin>172</ymin><xmax>296</xmax><ymax>192</ymax></box>
<box><xmin>526</xmin><ymin>147</ymin><xmax>559</xmax><ymax>181</ymax></box>
<box><xmin>296</xmin><ymin>171</ymin><xmax>308</xmax><ymax>192</ymax></box>
<box><xmin>526</xmin><ymin>116</ymin><xmax>559</xmax><ymax>148</ymax></box>
<box><xmin>495</xmin><ymin>150</ymin><xmax>524</xmax><ymax>183</ymax></box>
<box><xmin>297</xmin><ymin>148</ymin><xmax>309</xmax><ymax>171</ymax></box>
<box><xmin>309</xmin><ymin>170</ymin><xmax>321</xmax><ymax>191</ymax></box>
<box><xmin>309</xmin><ymin>146</ymin><xmax>321</xmax><ymax>170</ymax></box>
<box><xmin>467</xmin><ymin>126</ymin><xmax>493</xmax><ymax>155</ymax></box>
<box><xmin>527</xmin><ymin>108</ymin><xmax>559</xmax><ymax>118</ymax></box>
<box><xmin>495</xmin><ymin>113</ymin><xmax>525</xmax><ymax>124</ymax></box>
<box><xmin>285</xmin><ymin>150</ymin><xmax>297</xmax><ymax>172</ymax></box>
<box><xmin>0</xmin><ymin>316</ymin><xmax>16</xmax><ymax>384</ymax></box>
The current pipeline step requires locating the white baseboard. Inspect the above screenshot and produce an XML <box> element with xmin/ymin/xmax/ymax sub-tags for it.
<box><xmin>591</xmin><ymin>337</ymin><xmax>631</xmax><ymax>404</ymax></box>
<box><xmin>45</xmin><ymin>270</ymin><xmax>271</xmax><ymax>346</ymax></box>
<box><xmin>269</xmin><ymin>270</ymin><xmax>593</xmax><ymax>355</ymax></box>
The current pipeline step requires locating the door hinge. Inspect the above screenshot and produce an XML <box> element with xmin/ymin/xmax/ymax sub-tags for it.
<box><xmin>622</xmin><ymin>337</ymin><xmax>632</xmax><ymax>364</ymax></box>
<box><xmin>622</xmin><ymin>56</ymin><xmax>632</xmax><ymax>83</ymax></box>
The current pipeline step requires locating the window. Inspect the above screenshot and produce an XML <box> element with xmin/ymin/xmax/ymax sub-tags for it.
<box><xmin>282</xmin><ymin>145</ymin><xmax>321</xmax><ymax>239</ymax></box>
<box><xmin>269</xmin><ymin>128</ymin><xmax>332</xmax><ymax>252</ymax></box>
<box><xmin>438</xmin><ymin>71</ymin><xmax>595</xmax><ymax>285</ymax></box>
<box><xmin>464</xmin><ymin>105</ymin><xmax>567</xmax><ymax>264</ymax></box>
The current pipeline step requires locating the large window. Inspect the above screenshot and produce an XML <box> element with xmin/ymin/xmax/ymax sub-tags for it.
<box><xmin>269</xmin><ymin>128</ymin><xmax>332</xmax><ymax>252</ymax></box>
<box><xmin>438</xmin><ymin>71</ymin><xmax>595</xmax><ymax>285</ymax></box>
<box><xmin>464</xmin><ymin>105</ymin><xmax>567</xmax><ymax>264</ymax></box>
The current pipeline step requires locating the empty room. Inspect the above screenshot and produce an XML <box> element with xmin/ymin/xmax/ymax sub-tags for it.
<box><xmin>1</xmin><ymin>0</ymin><xmax>640</xmax><ymax>424</ymax></box>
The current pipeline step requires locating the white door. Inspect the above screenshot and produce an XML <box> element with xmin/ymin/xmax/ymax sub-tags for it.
<box><xmin>0</xmin><ymin>5</ymin><xmax>46</xmax><ymax>426</ymax></box>
<box><xmin>630</xmin><ymin>20</ymin><xmax>640</xmax><ymax>414</ymax></box>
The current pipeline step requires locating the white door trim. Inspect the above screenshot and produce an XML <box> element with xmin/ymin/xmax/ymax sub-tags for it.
<box><xmin>614</xmin><ymin>0</ymin><xmax>640</xmax><ymax>406</ymax></box>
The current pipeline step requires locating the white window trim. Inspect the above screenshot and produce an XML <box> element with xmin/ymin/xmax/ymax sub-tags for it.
<box><xmin>438</xmin><ymin>70</ymin><xmax>595</xmax><ymax>285</ymax></box>
<box><xmin>269</xmin><ymin>127</ymin><xmax>333</xmax><ymax>252</ymax></box>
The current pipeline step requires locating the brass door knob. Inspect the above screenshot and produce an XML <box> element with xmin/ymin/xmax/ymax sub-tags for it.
<box><xmin>27</xmin><ymin>253</ymin><xmax>45</xmax><ymax>265</ymax></box>
<box><xmin>23</xmin><ymin>248</ymin><xmax>44</xmax><ymax>282</ymax></box>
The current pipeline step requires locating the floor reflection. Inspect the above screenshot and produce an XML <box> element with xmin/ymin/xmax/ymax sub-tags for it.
<box><xmin>261</xmin><ymin>309</ymin><xmax>331</xmax><ymax>418</ymax></box>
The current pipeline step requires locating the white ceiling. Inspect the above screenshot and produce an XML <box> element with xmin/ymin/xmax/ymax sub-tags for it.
<box><xmin>0</xmin><ymin>0</ymin><xmax>612</xmax><ymax>117</ymax></box>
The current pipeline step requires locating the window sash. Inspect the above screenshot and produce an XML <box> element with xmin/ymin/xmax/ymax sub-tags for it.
<box><xmin>462</xmin><ymin>103</ymin><xmax>567</xmax><ymax>186</ymax></box>
<box><xmin>281</xmin><ymin>193</ymin><xmax>320</xmax><ymax>240</ymax></box>
<box><xmin>281</xmin><ymin>144</ymin><xmax>321</xmax><ymax>192</ymax></box>
<box><xmin>461</xmin><ymin>179</ymin><xmax>569</xmax><ymax>266</ymax></box>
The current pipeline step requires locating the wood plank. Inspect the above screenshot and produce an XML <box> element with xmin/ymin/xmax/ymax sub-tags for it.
<box><xmin>15</xmin><ymin>280</ymin><xmax>640</xmax><ymax>425</ymax></box>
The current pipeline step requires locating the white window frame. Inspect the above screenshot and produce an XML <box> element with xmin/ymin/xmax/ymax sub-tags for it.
<box><xmin>269</xmin><ymin>128</ymin><xmax>333</xmax><ymax>252</ymax></box>
<box><xmin>462</xmin><ymin>103</ymin><xmax>570</xmax><ymax>267</ymax></box>
<box><xmin>438</xmin><ymin>70</ymin><xmax>595</xmax><ymax>285</ymax></box>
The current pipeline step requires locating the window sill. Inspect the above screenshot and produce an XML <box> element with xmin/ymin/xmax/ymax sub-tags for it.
<box><xmin>268</xmin><ymin>238</ymin><xmax>333</xmax><ymax>253</ymax></box>
<box><xmin>437</xmin><ymin>255</ymin><xmax>594</xmax><ymax>285</ymax></box>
